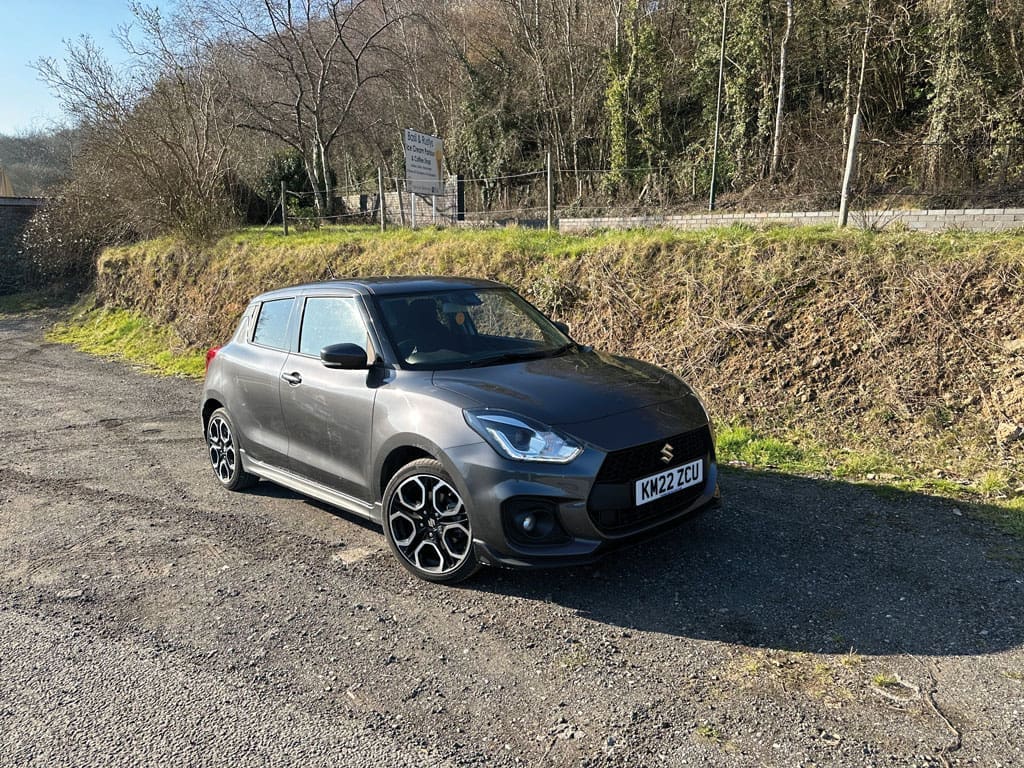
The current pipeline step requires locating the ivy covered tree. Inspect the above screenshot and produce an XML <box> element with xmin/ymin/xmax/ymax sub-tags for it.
<box><xmin>605</xmin><ymin>0</ymin><xmax>666</xmax><ymax>194</ymax></box>
<box><xmin>925</xmin><ymin>0</ymin><xmax>993</xmax><ymax>185</ymax></box>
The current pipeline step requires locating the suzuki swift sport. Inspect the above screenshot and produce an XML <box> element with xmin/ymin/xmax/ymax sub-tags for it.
<box><xmin>202</xmin><ymin>277</ymin><xmax>719</xmax><ymax>583</ymax></box>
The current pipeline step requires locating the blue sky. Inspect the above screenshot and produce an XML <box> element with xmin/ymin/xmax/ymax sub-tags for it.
<box><xmin>0</xmin><ymin>0</ymin><xmax>135</xmax><ymax>134</ymax></box>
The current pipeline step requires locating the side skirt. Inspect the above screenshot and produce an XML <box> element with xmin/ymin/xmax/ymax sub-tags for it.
<box><xmin>244</xmin><ymin>454</ymin><xmax>383</xmax><ymax>525</ymax></box>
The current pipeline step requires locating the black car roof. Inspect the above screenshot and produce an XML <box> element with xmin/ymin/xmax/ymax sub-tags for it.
<box><xmin>252</xmin><ymin>276</ymin><xmax>506</xmax><ymax>302</ymax></box>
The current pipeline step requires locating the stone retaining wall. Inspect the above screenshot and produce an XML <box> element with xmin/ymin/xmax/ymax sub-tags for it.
<box><xmin>0</xmin><ymin>198</ymin><xmax>44</xmax><ymax>294</ymax></box>
<box><xmin>559</xmin><ymin>207</ymin><xmax>1024</xmax><ymax>234</ymax></box>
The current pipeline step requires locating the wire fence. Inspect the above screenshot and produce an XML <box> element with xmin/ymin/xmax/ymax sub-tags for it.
<box><xmin>269</xmin><ymin>138</ymin><xmax>1024</xmax><ymax>233</ymax></box>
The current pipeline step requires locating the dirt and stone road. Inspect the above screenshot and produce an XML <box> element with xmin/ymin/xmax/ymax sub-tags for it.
<box><xmin>1</xmin><ymin>311</ymin><xmax>1022</xmax><ymax>767</ymax></box>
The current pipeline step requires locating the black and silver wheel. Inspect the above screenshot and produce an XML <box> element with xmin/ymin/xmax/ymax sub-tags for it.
<box><xmin>383</xmin><ymin>458</ymin><xmax>480</xmax><ymax>583</ymax></box>
<box><xmin>205</xmin><ymin>407</ymin><xmax>257</xmax><ymax>491</ymax></box>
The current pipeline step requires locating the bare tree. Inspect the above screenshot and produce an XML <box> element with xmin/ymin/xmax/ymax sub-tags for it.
<box><xmin>770</xmin><ymin>0</ymin><xmax>793</xmax><ymax>177</ymax></box>
<box><xmin>36</xmin><ymin>2</ymin><xmax>240</xmax><ymax>237</ymax></box>
<box><xmin>197</xmin><ymin>0</ymin><xmax>409</xmax><ymax>216</ymax></box>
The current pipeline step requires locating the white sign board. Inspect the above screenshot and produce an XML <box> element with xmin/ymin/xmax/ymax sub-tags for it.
<box><xmin>403</xmin><ymin>129</ymin><xmax>445</xmax><ymax>196</ymax></box>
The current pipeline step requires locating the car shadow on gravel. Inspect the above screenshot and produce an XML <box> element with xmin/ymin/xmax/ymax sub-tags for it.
<box><xmin>472</xmin><ymin>468</ymin><xmax>1024</xmax><ymax>658</ymax></box>
<box><xmin>245</xmin><ymin>481</ymin><xmax>384</xmax><ymax>533</ymax></box>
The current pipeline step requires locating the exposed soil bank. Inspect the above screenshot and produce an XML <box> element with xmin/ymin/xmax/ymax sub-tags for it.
<box><xmin>94</xmin><ymin>225</ymin><xmax>1024</xmax><ymax>488</ymax></box>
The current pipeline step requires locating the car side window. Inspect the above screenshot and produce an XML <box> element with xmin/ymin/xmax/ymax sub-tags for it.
<box><xmin>299</xmin><ymin>297</ymin><xmax>368</xmax><ymax>357</ymax></box>
<box><xmin>252</xmin><ymin>298</ymin><xmax>293</xmax><ymax>350</ymax></box>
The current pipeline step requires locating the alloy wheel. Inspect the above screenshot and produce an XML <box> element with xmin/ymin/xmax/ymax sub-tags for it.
<box><xmin>387</xmin><ymin>474</ymin><xmax>472</xmax><ymax>575</ymax></box>
<box><xmin>207</xmin><ymin>414</ymin><xmax>237</xmax><ymax>484</ymax></box>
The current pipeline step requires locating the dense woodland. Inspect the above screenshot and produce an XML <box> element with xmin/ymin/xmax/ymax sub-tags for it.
<box><xmin>3</xmin><ymin>0</ymin><xmax>1024</xmax><ymax>272</ymax></box>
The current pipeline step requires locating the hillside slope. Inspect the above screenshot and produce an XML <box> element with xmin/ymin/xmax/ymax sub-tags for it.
<box><xmin>95</xmin><ymin>225</ymin><xmax>1024</xmax><ymax>492</ymax></box>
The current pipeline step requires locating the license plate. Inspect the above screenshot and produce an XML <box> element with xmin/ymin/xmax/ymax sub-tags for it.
<box><xmin>635</xmin><ymin>459</ymin><xmax>703</xmax><ymax>506</ymax></box>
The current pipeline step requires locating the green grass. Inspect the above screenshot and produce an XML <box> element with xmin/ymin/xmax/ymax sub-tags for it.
<box><xmin>716</xmin><ymin>424</ymin><xmax>827</xmax><ymax>472</ymax></box>
<box><xmin>47</xmin><ymin>302</ymin><xmax>205</xmax><ymax>378</ymax></box>
<box><xmin>217</xmin><ymin>221</ymin><xmax>1024</xmax><ymax>259</ymax></box>
<box><xmin>695</xmin><ymin>723</ymin><xmax>726</xmax><ymax>745</ymax></box>
<box><xmin>978</xmin><ymin>470</ymin><xmax>1011</xmax><ymax>497</ymax></box>
<box><xmin>716</xmin><ymin>422</ymin><xmax>1024</xmax><ymax>538</ymax></box>
<box><xmin>872</xmin><ymin>673</ymin><xmax>900</xmax><ymax>688</ymax></box>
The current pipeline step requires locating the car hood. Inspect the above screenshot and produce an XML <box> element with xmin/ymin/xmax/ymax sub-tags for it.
<box><xmin>431</xmin><ymin>350</ymin><xmax>706</xmax><ymax>431</ymax></box>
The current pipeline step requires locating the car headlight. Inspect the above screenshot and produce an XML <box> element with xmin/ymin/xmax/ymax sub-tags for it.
<box><xmin>464</xmin><ymin>410</ymin><xmax>582</xmax><ymax>463</ymax></box>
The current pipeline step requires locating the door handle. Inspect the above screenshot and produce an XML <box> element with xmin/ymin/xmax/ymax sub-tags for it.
<box><xmin>281</xmin><ymin>371</ymin><xmax>302</xmax><ymax>386</ymax></box>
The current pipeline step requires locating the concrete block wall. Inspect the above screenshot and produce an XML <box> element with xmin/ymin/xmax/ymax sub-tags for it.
<box><xmin>339</xmin><ymin>177</ymin><xmax>460</xmax><ymax>226</ymax></box>
<box><xmin>0</xmin><ymin>198</ymin><xmax>44</xmax><ymax>294</ymax></box>
<box><xmin>558</xmin><ymin>207</ymin><xmax>1024</xmax><ymax>234</ymax></box>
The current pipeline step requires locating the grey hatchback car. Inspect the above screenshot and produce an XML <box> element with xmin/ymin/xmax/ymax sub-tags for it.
<box><xmin>202</xmin><ymin>277</ymin><xmax>719</xmax><ymax>582</ymax></box>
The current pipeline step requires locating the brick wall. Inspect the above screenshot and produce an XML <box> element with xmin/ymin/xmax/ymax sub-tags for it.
<box><xmin>0</xmin><ymin>198</ymin><xmax>44</xmax><ymax>294</ymax></box>
<box><xmin>559</xmin><ymin>207</ymin><xmax>1024</xmax><ymax>234</ymax></box>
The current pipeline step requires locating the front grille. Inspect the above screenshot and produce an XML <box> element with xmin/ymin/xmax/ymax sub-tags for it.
<box><xmin>596</xmin><ymin>426</ymin><xmax>713</xmax><ymax>483</ymax></box>
<box><xmin>588</xmin><ymin>425</ymin><xmax>713</xmax><ymax>534</ymax></box>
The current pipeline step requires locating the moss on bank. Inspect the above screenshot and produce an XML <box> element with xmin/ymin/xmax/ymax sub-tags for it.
<box><xmin>48</xmin><ymin>298</ymin><xmax>205</xmax><ymax>377</ymax></box>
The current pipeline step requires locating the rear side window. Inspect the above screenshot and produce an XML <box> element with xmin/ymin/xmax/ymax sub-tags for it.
<box><xmin>299</xmin><ymin>297</ymin><xmax>367</xmax><ymax>356</ymax></box>
<box><xmin>252</xmin><ymin>298</ymin><xmax>293</xmax><ymax>350</ymax></box>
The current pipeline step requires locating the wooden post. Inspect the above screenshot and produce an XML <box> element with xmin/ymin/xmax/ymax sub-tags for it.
<box><xmin>546</xmin><ymin>151</ymin><xmax>554</xmax><ymax>230</ymax></box>
<box><xmin>377</xmin><ymin>167</ymin><xmax>386</xmax><ymax>232</ymax></box>
<box><xmin>709</xmin><ymin>0</ymin><xmax>728</xmax><ymax>211</ymax></box>
<box><xmin>410</xmin><ymin>191</ymin><xmax>417</xmax><ymax>228</ymax></box>
<box><xmin>281</xmin><ymin>180</ymin><xmax>288</xmax><ymax>236</ymax></box>
<box><xmin>839</xmin><ymin>112</ymin><xmax>861</xmax><ymax>227</ymax></box>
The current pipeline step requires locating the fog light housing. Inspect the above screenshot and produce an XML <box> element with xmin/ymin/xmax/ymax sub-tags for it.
<box><xmin>502</xmin><ymin>498</ymin><xmax>569</xmax><ymax>546</ymax></box>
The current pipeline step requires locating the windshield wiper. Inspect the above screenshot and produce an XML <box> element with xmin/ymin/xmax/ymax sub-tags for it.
<box><xmin>466</xmin><ymin>344</ymin><xmax>575</xmax><ymax>367</ymax></box>
<box><xmin>544</xmin><ymin>343</ymin><xmax>576</xmax><ymax>357</ymax></box>
<box><xmin>466</xmin><ymin>349</ymin><xmax>549</xmax><ymax>367</ymax></box>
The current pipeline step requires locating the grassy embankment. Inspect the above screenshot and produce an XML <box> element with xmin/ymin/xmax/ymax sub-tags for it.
<box><xmin>44</xmin><ymin>224</ymin><xmax>1024</xmax><ymax>531</ymax></box>
<box><xmin>48</xmin><ymin>299</ymin><xmax>206</xmax><ymax>378</ymax></box>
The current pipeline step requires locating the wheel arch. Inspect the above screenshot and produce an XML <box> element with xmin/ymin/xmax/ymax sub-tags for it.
<box><xmin>378</xmin><ymin>444</ymin><xmax>436</xmax><ymax>500</ymax></box>
<box><xmin>202</xmin><ymin>397</ymin><xmax>224</xmax><ymax>430</ymax></box>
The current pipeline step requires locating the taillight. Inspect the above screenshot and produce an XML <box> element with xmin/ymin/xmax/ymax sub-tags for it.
<box><xmin>205</xmin><ymin>346</ymin><xmax>221</xmax><ymax>373</ymax></box>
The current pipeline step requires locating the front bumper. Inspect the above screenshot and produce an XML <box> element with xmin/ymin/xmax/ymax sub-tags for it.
<box><xmin>441</xmin><ymin>436</ymin><xmax>719</xmax><ymax>570</ymax></box>
<box><xmin>474</xmin><ymin>492</ymin><xmax>720</xmax><ymax>568</ymax></box>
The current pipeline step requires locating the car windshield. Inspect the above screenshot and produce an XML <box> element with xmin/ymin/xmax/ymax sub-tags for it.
<box><xmin>375</xmin><ymin>288</ymin><xmax>573</xmax><ymax>369</ymax></box>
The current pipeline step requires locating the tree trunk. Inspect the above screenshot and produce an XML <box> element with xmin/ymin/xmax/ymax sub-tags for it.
<box><xmin>318</xmin><ymin>137</ymin><xmax>334</xmax><ymax>217</ymax></box>
<box><xmin>770</xmin><ymin>0</ymin><xmax>794</xmax><ymax>177</ymax></box>
<box><xmin>305</xmin><ymin>150</ymin><xmax>326</xmax><ymax>219</ymax></box>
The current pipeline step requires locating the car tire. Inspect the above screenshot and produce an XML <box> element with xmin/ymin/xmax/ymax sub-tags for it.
<box><xmin>205</xmin><ymin>407</ymin><xmax>258</xmax><ymax>491</ymax></box>
<box><xmin>382</xmin><ymin>458</ymin><xmax>481</xmax><ymax>583</ymax></box>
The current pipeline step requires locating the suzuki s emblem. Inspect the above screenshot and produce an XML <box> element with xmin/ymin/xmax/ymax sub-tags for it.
<box><xmin>660</xmin><ymin>443</ymin><xmax>674</xmax><ymax>463</ymax></box>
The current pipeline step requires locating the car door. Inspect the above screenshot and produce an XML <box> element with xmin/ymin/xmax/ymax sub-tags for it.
<box><xmin>279</xmin><ymin>294</ymin><xmax>378</xmax><ymax>501</ymax></box>
<box><xmin>228</xmin><ymin>296</ymin><xmax>295</xmax><ymax>469</ymax></box>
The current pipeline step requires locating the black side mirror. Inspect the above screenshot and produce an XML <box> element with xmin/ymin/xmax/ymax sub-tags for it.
<box><xmin>321</xmin><ymin>343</ymin><xmax>368</xmax><ymax>369</ymax></box>
<box><xmin>552</xmin><ymin>320</ymin><xmax>570</xmax><ymax>336</ymax></box>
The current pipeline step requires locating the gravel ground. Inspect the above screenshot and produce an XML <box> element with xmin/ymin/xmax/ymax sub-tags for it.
<box><xmin>0</xmin><ymin>311</ymin><xmax>1022</xmax><ymax>767</ymax></box>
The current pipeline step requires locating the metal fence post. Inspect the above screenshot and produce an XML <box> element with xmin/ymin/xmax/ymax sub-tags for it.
<box><xmin>377</xmin><ymin>167</ymin><xmax>386</xmax><ymax>232</ymax></box>
<box><xmin>281</xmin><ymin>180</ymin><xmax>288</xmax><ymax>236</ymax></box>
<box><xmin>546</xmin><ymin>151</ymin><xmax>554</xmax><ymax>230</ymax></box>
